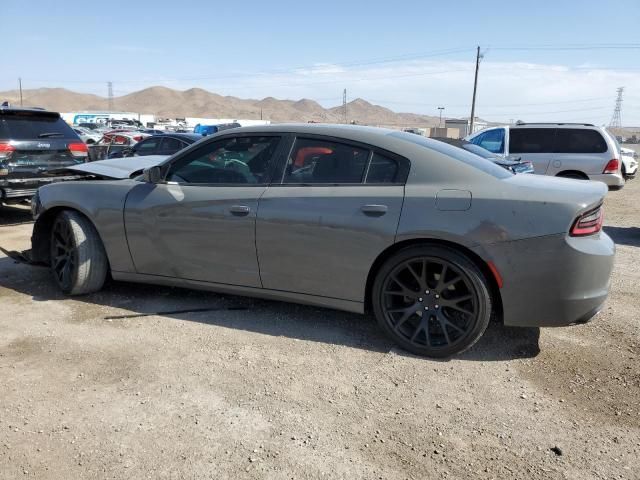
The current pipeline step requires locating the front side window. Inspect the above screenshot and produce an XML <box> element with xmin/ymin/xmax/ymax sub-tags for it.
<box><xmin>283</xmin><ymin>138</ymin><xmax>369</xmax><ymax>184</ymax></box>
<box><xmin>510</xmin><ymin>128</ymin><xmax>555</xmax><ymax>154</ymax></box>
<box><xmin>474</xmin><ymin>129</ymin><xmax>504</xmax><ymax>154</ymax></box>
<box><xmin>167</xmin><ymin>136</ymin><xmax>280</xmax><ymax>184</ymax></box>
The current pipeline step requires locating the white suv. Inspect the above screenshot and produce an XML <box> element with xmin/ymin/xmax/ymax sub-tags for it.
<box><xmin>465</xmin><ymin>123</ymin><xmax>625</xmax><ymax>190</ymax></box>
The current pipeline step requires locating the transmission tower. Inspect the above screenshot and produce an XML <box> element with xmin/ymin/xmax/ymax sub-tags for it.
<box><xmin>609</xmin><ymin>87</ymin><xmax>624</xmax><ymax>129</ymax></box>
<box><xmin>107</xmin><ymin>81</ymin><xmax>114</xmax><ymax>111</ymax></box>
<box><xmin>342</xmin><ymin>88</ymin><xmax>347</xmax><ymax>124</ymax></box>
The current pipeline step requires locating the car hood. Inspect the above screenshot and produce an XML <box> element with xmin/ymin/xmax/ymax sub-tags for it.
<box><xmin>51</xmin><ymin>155</ymin><xmax>169</xmax><ymax>179</ymax></box>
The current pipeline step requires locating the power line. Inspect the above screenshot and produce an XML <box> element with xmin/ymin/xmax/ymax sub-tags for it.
<box><xmin>490</xmin><ymin>43</ymin><xmax>640</xmax><ymax>51</ymax></box>
<box><xmin>363</xmin><ymin>96</ymin><xmax>615</xmax><ymax>108</ymax></box>
<box><xmin>20</xmin><ymin>47</ymin><xmax>475</xmax><ymax>85</ymax></box>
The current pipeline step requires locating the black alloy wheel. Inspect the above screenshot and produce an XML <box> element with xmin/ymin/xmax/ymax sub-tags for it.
<box><xmin>51</xmin><ymin>215</ymin><xmax>77</xmax><ymax>290</ymax></box>
<box><xmin>373</xmin><ymin>246</ymin><xmax>492</xmax><ymax>357</ymax></box>
<box><xmin>49</xmin><ymin>210</ymin><xmax>108</xmax><ymax>295</ymax></box>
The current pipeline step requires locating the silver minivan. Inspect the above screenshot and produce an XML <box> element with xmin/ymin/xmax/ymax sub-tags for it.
<box><xmin>465</xmin><ymin>123</ymin><xmax>624</xmax><ymax>189</ymax></box>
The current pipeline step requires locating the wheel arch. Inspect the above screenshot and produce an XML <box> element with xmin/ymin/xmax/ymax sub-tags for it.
<box><xmin>364</xmin><ymin>238</ymin><xmax>503</xmax><ymax>321</ymax></box>
<box><xmin>31</xmin><ymin>206</ymin><xmax>108</xmax><ymax>268</ymax></box>
<box><xmin>556</xmin><ymin>170</ymin><xmax>589</xmax><ymax>180</ymax></box>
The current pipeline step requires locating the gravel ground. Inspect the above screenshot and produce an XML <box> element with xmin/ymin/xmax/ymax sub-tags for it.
<box><xmin>0</xmin><ymin>177</ymin><xmax>638</xmax><ymax>479</ymax></box>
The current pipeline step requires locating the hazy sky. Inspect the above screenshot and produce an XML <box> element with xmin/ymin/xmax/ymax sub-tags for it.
<box><xmin>2</xmin><ymin>0</ymin><xmax>640</xmax><ymax>124</ymax></box>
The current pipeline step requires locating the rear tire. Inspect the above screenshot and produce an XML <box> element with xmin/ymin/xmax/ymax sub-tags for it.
<box><xmin>372</xmin><ymin>245</ymin><xmax>492</xmax><ymax>358</ymax></box>
<box><xmin>50</xmin><ymin>211</ymin><xmax>108</xmax><ymax>295</ymax></box>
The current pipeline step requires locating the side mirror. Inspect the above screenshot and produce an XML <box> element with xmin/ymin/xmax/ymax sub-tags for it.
<box><xmin>142</xmin><ymin>166</ymin><xmax>162</xmax><ymax>183</ymax></box>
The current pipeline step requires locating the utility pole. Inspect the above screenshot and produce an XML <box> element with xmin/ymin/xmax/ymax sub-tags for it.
<box><xmin>18</xmin><ymin>78</ymin><xmax>23</xmax><ymax>106</ymax></box>
<box><xmin>107</xmin><ymin>81</ymin><xmax>114</xmax><ymax>111</ymax></box>
<box><xmin>438</xmin><ymin>107</ymin><xmax>445</xmax><ymax>128</ymax></box>
<box><xmin>469</xmin><ymin>46</ymin><xmax>482</xmax><ymax>134</ymax></box>
<box><xmin>342</xmin><ymin>88</ymin><xmax>347</xmax><ymax>124</ymax></box>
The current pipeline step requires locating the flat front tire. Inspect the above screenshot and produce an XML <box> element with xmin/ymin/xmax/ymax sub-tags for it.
<box><xmin>372</xmin><ymin>245</ymin><xmax>492</xmax><ymax>358</ymax></box>
<box><xmin>50</xmin><ymin>210</ymin><xmax>108</xmax><ymax>295</ymax></box>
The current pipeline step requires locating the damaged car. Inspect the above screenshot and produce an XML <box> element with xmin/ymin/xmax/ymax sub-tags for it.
<box><xmin>29</xmin><ymin>124</ymin><xmax>615</xmax><ymax>358</ymax></box>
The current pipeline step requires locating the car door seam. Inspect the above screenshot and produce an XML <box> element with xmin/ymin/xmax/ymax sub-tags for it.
<box><xmin>121</xmin><ymin>186</ymin><xmax>140</xmax><ymax>273</ymax></box>
<box><xmin>254</xmin><ymin>185</ymin><xmax>269</xmax><ymax>288</ymax></box>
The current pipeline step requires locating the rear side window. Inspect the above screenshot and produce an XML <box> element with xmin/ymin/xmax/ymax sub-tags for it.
<box><xmin>283</xmin><ymin>138</ymin><xmax>369</xmax><ymax>184</ymax></box>
<box><xmin>365</xmin><ymin>153</ymin><xmax>399</xmax><ymax>183</ymax></box>
<box><xmin>509</xmin><ymin>128</ymin><xmax>555</xmax><ymax>154</ymax></box>
<box><xmin>0</xmin><ymin>114</ymin><xmax>78</xmax><ymax>140</ymax></box>
<box><xmin>554</xmin><ymin>129</ymin><xmax>607</xmax><ymax>153</ymax></box>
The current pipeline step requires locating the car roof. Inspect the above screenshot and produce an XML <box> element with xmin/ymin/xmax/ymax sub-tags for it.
<box><xmin>510</xmin><ymin>122</ymin><xmax>598</xmax><ymax>129</ymax></box>
<box><xmin>217</xmin><ymin>123</ymin><xmax>399</xmax><ymax>144</ymax></box>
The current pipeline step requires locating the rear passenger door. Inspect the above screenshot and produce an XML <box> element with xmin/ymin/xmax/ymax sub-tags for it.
<box><xmin>256</xmin><ymin>136</ymin><xmax>408</xmax><ymax>303</ymax></box>
<box><xmin>507</xmin><ymin>128</ymin><xmax>555</xmax><ymax>174</ymax></box>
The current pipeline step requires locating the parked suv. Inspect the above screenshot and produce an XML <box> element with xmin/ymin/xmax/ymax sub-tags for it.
<box><xmin>0</xmin><ymin>107</ymin><xmax>88</xmax><ymax>204</ymax></box>
<box><xmin>465</xmin><ymin>123</ymin><xmax>624</xmax><ymax>189</ymax></box>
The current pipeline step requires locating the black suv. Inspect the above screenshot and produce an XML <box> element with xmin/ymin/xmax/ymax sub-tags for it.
<box><xmin>0</xmin><ymin>107</ymin><xmax>88</xmax><ymax>204</ymax></box>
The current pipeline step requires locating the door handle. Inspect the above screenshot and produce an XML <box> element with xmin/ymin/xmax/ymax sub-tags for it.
<box><xmin>361</xmin><ymin>204</ymin><xmax>388</xmax><ymax>216</ymax></box>
<box><xmin>229</xmin><ymin>205</ymin><xmax>251</xmax><ymax>216</ymax></box>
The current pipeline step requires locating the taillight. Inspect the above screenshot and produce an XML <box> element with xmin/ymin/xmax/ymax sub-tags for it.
<box><xmin>603</xmin><ymin>158</ymin><xmax>619</xmax><ymax>174</ymax></box>
<box><xmin>0</xmin><ymin>142</ymin><xmax>16</xmax><ymax>160</ymax></box>
<box><xmin>570</xmin><ymin>206</ymin><xmax>604</xmax><ymax>237</ymax></box>
<box><xmin>68</xmin><ymin>142</ymin><xmax>88</xmax><ymax>158</ymax></box>
<box><xmin>132</xmin><ymin>135</ymin><xmax>143</xmax><ymax>142</ymax></box>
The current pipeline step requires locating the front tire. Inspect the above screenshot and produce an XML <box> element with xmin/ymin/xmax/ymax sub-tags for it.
<box><xmin>50</xmin><ymin>211</ymin><xmax>108</xmax><ymax>295</ymax></box>
<box><xmin>372</xmin><ymin>246</ymin><xmax>492</xmax><ymax>358</ymax></box>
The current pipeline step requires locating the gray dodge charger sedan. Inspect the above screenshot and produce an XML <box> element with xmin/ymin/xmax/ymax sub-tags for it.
<box><xmin>30</xmin><ymin>124</ymin><xmax>615</xmax><ymax>357</ymax></box>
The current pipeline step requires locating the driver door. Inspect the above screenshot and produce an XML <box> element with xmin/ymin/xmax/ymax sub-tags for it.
<box><xmin>124</xmin><ymin>134</ymin><xmax>283</xmax><ymax>287</ymax></box>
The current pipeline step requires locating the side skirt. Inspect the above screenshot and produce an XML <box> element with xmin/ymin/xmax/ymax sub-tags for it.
<box><xmin>111</xmin><ymin>271</ymin><xmax>365</xmax><ymax>314</ymax></box>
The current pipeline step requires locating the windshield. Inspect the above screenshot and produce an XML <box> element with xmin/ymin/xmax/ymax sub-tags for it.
<box><xmin>388</xmin><ymin>131</ymin><xmax>512</xmax><ymax>178</ymax></box>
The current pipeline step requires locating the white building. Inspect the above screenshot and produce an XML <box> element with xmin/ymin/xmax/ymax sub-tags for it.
<box><xmin>60</xmin><ymin>111</ymin><xmax>149</xmax><ymax>126</ymax></box>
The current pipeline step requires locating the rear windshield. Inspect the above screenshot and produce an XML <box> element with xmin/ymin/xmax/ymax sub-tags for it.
<box><xmin>388</xmin><ymin>131</ymin><xmax>512</xmax><ymax>178</ymax></box>
<box><xmin>0</xmin><ymin>113</ymin><xmax>78</xmax><ymax>140</ymax></box>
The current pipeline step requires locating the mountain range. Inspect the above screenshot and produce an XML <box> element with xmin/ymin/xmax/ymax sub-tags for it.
<box><xmin>0</xmin><ymin>86</ymin><xmax>441</xmax><ymax>127</ymax></box>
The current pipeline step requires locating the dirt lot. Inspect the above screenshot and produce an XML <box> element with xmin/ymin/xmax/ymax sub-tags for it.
<box><xmin>1</xmin><ymin>179</ymin><xmax>638</xmax><ymax>480</ymax></box>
